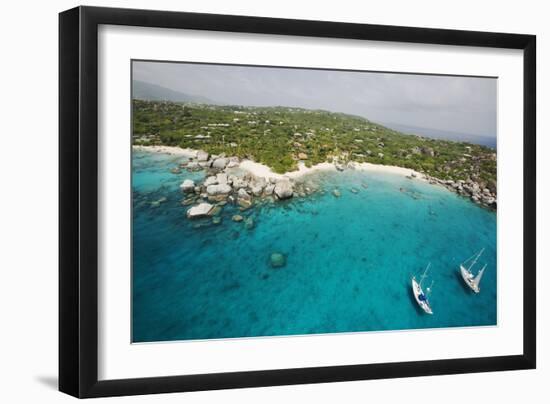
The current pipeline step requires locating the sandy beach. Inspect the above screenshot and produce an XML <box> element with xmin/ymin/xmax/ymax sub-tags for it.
<box><xmin>134</xmin><ymin>145</ymin><xmax>426</xmax><ymax>181</ymax></box>
<box><xmin>352</xmin><ymin>162</ymin><xmax>427</xmax><ymax>181</ymax></box>
<box><xmin>235</xmin><ymin>159</ymin><xmax>426</xmax><ymax>182</ymax></box>
<box><xmin>133</xmin><ymin>145</ymin><xmax>199</xmax><ymax>158</ymax></box>
<box><xmin>237</xmin><ymin>160</ymin><xmax>339</xmax><ymax>180</ymax></box>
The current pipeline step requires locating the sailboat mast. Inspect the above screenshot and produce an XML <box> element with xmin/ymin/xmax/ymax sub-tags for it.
<box><xmin>473</xmin><ymin>264</ymin><xmax>486</xmax><ymax>287</ymax></box>
<box><xmin>420</xmin><ymin>263</ymin><xmax>431</xmax><ymax>286</ymax></box>
<box><xmin>467</xmin><ymin>248</ymin><xmax>485</xmax><ymax>272</ymax></box>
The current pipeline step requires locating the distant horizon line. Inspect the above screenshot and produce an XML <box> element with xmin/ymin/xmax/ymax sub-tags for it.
<box><xmin>379</xmin><ymin>121</ymin><xmax>496</xmax><ymax>140</ymax></box>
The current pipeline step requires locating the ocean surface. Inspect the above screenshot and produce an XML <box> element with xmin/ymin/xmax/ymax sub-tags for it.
<box><xmin>132</xmin><ymin>150</ymin><xmax>497</xmax><ymax>343</ymax></box>
<box><xmin>381</xmin><ymin>122</ymin><xmax>497</xmax><ymax>149</ymax></box>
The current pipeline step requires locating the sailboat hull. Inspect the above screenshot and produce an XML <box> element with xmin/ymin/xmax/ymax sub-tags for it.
<box><xmin>460</xmin><ymin>264</ymin><xmax>480</xmax><ymax>293</ymax></box>
<box><xmin>411</xmin><ymin>277</ymin><xmax>433</xmax><ymax>314</ymax></box>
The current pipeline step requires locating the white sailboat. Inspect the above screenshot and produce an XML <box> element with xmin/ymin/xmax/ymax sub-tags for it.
<box><xmin>411</xmin><ymin>263</ymin><xmax>434</xmax><ymax>315</ymax></box>
<box><xmin>460</xmin><ymin>248</ymin><xmax>487</xmax><ymax>293</ymax></box>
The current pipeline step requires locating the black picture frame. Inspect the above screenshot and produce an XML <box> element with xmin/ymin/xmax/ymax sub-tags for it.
<box><xmin>59</xmin><ymin>5</ymin><xmax>536</xmax><ymax>398</ymax></box>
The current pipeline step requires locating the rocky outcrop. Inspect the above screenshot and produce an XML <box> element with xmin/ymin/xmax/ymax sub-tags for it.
<box><xmin>237</xmin><ymin>188</ymin><xmax>251</xmax><ymax>201</ymax></box>
<box><xmin>227</xmin><ymin>156</ymin><xmax>240</xmax><ymax>168</ymax></box>
<box><xmin>274</xmin><ymin>179</ymin><xmax>293</xmax><ymax>199</ymax></box>
<box><xmin>421</xmin><ymin>146</ymin><xmax>435</xmax><ymax>157</ymax></box>
<box><xmin>215</xmin><ymin>173</ymin><xmax>228</xmax><ymax>185</ymax></box>
<box><xmin>180</xmin><ymin>179</ymin><xmax>195</xmax><ymax>193</ymax></box>
<box><xmin>208</xmin><ymin>205</ymin><xmax>222</xmax><ymax>216</ymax></box>
<box><xmin>244</xmin><ymin>217</ymin><xmax>255</xmax><ymax>230</ymax></box>
<box><xmin>264</xmin><ymin>183</ymin><xmax>275</xmax><ymax>196</ymax></box>
<box><xmin>186</xmin><ymin>161</ymin><xmax>200</xmax><ymax>171</ymax></box>
<box><xmin>208</xmin><ymin>194</ymin><xmax>227</xmax><ymax>203</ymax></box>
<box><xmin>196</xmin><ymin>150</ymin><xmax>209</xmax><ymax>162</ymax></box>
<box><xmin>187</xmin><ymin>203</ymin><xmax>213</xmax><ymax>218</ymax></box>
<box><xmin>229</xmin><ymin>175</ymin><xmax>248</xmax><ymax>189</ymax></box>
<box><xmin>237</xmin><ymin>198</ymin><xmax>252</xmax><ymax>210</ymax></box>
<box><xmin>250</xmin><ymin>177</ymin><xmax>266</xmax><ymax>196</ymax></box>
<box><xmin>425</xmin><ymin>175</ymin><xmax>497</xmax><ymax>209</ymax></box>
<box><xmin>181</xmin><ymin>196</ymin><xmax>195</xmax><ymax>206</ymax></box>
<box><xmin>206</xmin><ymin>183</ymin><xmax>232</xmax><ymax>196</ymax></box>
<box><xmin>150</xmin><ymin>197</ymin><xmax>167</xmax><ymax>207</ymax></box>
<box><xmin>203</xmin><ymin>176</ymin><xmax>218</xmax><ymax>187</ymax></box>
<box><xmin>270</xmin><ymin>252</ymin><xmax>286</xmax><ymax>268</ymax></box>
<box><xmin>212</xmin><ymin>157</ymin><xmax>229</xmax><ymax>170</ymax></box>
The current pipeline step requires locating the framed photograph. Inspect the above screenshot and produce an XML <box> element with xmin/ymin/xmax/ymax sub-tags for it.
<box><xmin>59</xmin><ymin>6</ymin><xmax>536</xmax><ymax>398</ymax></box>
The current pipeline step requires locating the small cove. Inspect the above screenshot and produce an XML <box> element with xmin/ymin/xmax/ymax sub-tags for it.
<box><xmin>132</xmin><ymin>150</ymin><xmax>497</xmax><ymax>342</ymax></box>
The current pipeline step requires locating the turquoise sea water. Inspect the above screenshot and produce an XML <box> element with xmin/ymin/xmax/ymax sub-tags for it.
<box><xmin>132</xmin><ymin>150</ymin><xmax>497</xmax><ymax>343</ymax></box>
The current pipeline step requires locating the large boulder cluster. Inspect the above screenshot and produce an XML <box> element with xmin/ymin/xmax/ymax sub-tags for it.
<box><xmin>179</xmin><ymin>151</ymin><xmax>298</xmax><ymax>219</ymax></box>
<box><xmin>183</xmin><ymin>152</ymin><xmax>240</xmax><ymax>172</ymax></box>
<box><xmin>425</xmin><ymin>175</ymin><xmax>497</xmax><ymax>209</ymax></box>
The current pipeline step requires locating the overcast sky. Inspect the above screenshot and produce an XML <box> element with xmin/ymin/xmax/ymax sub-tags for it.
<box><xmin>133</xmin><ymin>61</ymin><xmax>497</xmax><ymax>139</ymax></box>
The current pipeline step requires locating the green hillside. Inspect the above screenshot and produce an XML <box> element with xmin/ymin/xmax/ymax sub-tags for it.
<box><xmin>132</xmin><ymin>99</ymin><xmax>496</xmax><ymax>190</ymax></box>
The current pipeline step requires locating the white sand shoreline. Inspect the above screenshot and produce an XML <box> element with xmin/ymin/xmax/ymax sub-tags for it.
<box><xmin>133</xmin><ymin>145</ymin><xmax>426</xmax><ymax>181</ymax></box>
<box><xmin>133</xmin><ymin>145</ymin><xmax>199</xmax><ymax>158</ymax></box>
